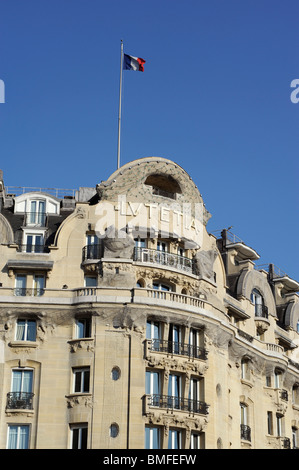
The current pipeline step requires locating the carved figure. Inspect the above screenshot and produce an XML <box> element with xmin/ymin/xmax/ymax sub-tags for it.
<box><xmin>194</xmin><ymin>249</ymin><xmax>217</xmax><ymax>280</ymax></box>
<box><xmin>102</xmin><ymin>225</ymin><xmax>135</xmax><ymax>259</ymax></box>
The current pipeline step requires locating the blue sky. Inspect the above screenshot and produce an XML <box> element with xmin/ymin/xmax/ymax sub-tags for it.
<box><xmin>0</xmin><ymin>0</ymin><xmax>298</xmax><ymax>279</ymax></box>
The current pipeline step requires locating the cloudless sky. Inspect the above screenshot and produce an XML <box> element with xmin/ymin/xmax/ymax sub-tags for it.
<box><xmin>0</xmin><ymin>0</ymin><xmax>298</xmax><ymax>279</ymax></box>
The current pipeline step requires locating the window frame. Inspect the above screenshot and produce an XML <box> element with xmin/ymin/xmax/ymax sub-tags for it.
<box><xmin>15</xmin><ymin>319</ymin><xmax>37</xmax><ymax>342</ymax></box>
<box><xmin>7</xmin><ymin>424</ymin><xmax>30</xmax><ymax>449</ymax></box>
<box><xmin>70</xmin><ymin>424</ymin><xmax>88</xmax><ymax>449</ymax></box>
<box><xmin>73</xmin><ymin>367</ymin><xmax>90</xmax><ymax>394</ymax></box>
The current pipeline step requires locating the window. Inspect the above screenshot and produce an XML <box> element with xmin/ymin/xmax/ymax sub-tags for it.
<box><xmin>241</xmin><ymin>358</ymin><xmax>251</xmax><ymax>381</ymax></box>
<box><xmin>146</xmin><ymin>370</ymin><xmax>161</xmax><ymax>406</ymax></box>
<box><xmin>84</xmin><ymin>275</ymin><xmax>97</xmax><ymax>287</ymax></box>
<box><xmin>274</xmin><ymin>369</ymin><xmax>282</xmax><ymax>389</ymax></box>
<box><xmin>24</xmin><ymin>234</ymin><xmax>44</xmax><ymax>253</ymax></box>
<box><xmin>168</xmin><ymin>373</ymin><xmax>182</xmax><ymax>409</ymax></box>
<box><xmin>73</xmin><ymin>367</ymin><xmax>90</xmax><ymax>393</ymax></box>
<box><xmin>33</xmin><ymin>275</ymin><xmax>45</xmax><ymax>296</ymax></box>
<box><xmin>292</xmin><ymin>427</ymin><xmax>298</xmax><ymax>449</ymax></box>
<box><xmin>28</xmin><ymin>200</ymin><xmax>46</xmax><ymax>226</ymax></box>
<box><xmin>76</xmin><ymin>318</ymin><xmax>91</xmax><ymax>339</ymax></box>
<box><xmin>135</xmin><ymin>238</ymin><xmax>146</xmax><ymax>248</ymax></box>
<box><xmin>145</xmin><ymin>426</ymin><xmax>160</xmax><ymax>449</ymax></box>
<box><xmin>267</xmin><ymin>411</ymin><xmax>273</xmax><ymax>435</ymax></box>
<box><xmin>15</xmin><ymin>274</ymin><xmax>27</xmax><ymax>296</ymax></box>
<box><xmin>7</xmin><ymin>369</ymin><xmax>34</xmax><ymax>410</ymax></box>
<box><xmin>190</xmin><ymin>432</ymin><xmax>203</xmax><ymax>449</ymax></box>
<box><xmin>276</xmin><ymin>414</ymin><xmax>283</xmax><ymax>437</ymax></box>
<box><xmin>189</xmin><ymin>328</ymin><xmax>204</xmax><ymax>358</ymax></box>
<box><xmin>251</xmin><ymin>288</ymin><xmax>267</xmax><ymax>317</ymax></box>
<box><xmin>16</xmin><ymin>274</ymin><xmax>45</xmax><ymax>296</ymax></box>
<box><xmin>16</xmin><ymin>319</ymin><xmax>36</xmax><ymax>341</ymax></box>
<box><xmin>153</xmin><ymin>282</ymin><xmax>171</xmax><ymax>291</ymax></box>
<box><xmin>189</xmin><ymin>377</ymin><xmax>203</xmax><ymax>406</ymax></box>
<box><xmin>70</xmin><ymin>424</ymin><xmax>88</xmax><ymax>449</ymax></box>
<box><xmin>240</xmin><ymin>403</ymin><xmax>251</xmax><ymax>441</ymax></box>
<box><xmin>111</xmin><ymin>367</ymin><xmax>121</xmax><ymax>381</ymax></box>
<box><xmin>152</xmin><ymin>281</ymin><xmax>172</xmax><ymax>299</ymax></box>
<box><xmin>7</xmin><ymin>425</ymin><xmax>30</xmax><ymax>449</ymax></box>
<box><xmin>156</xmin><ymin>240</ymin><xmax>169</xmax><ymax>265</ymax></box>
<box><xmin>12</xmin><ymin>369</ymin><xmax>33</xmax><ymax>395</ymax></box>
<box><xmin>266</xmin><ymin>375</ymin><xmax>272</xmax><ymax>387</ymax></box>
<box><xmin>110</xmin><ymin>423</ymin><xmax>119</xmax><ymax>438</ymax></box>
<box><xmin>86</xmin><ymin>234</ymin><xmax>101</xmax><ymax>259</ymax></box>
<box><xmin>168</xmin><ymin>324</ymin><xmax>182</xmax><ymax>354</ymax></box>
<box><xmin>292</xmin><ymin>384</ymin><xmax>299</xmax><ymax>406</ymax></box>
<box><xmin>146</xmin><ymin>320</ymin><xmax>161</xmax><ymax>351</ymax></box>
<box><xmin>168</xmin><ymin>429</ymin><xmax>182</xmax><ymax>449</ymax></box>
<box><xmin>144</xmin><ymin>174</ymin><xmax>181</xmax><ymax>200</ymax></box>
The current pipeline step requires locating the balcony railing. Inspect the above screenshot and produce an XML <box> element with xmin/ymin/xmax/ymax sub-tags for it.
<box><xmin>6</xmin><ymin>392</ymin><xmax>34</xmax><ymax>410</ymax></box>
<box><xmin>148</xmin><ymin>339</ymin><xmax>208</xmax><ymax>360</ymax></box>
<box><xmin>17</xmin><ymin>244</ymin><xmax>50</xmax><ymax>254</ymax></box>
<box><xmin>14</xmin><ymin>288</ymin><xmax>45</xmax><ymax>297</ymax></box>
<box><xmin>240</xmin><ymin>424</ymin><xmax>251</xmax><ymax>442</ymax></box>
<box><xmin>254</xmin><ymin>304</ymin><xmax>268</xmax><ymax>319</ymax></box>
<box><xmin>24</xmin><ymin>212</ymin><xmax>47</xmax><ymax>227</ymax></box>
<box><xmin>82</xmin><ymin>244</ymin><xmax>103</xmax><ymax>262</ymax></box>
<box><xmin>147</xmin><ymin>394</ymin><xmax>209</xmax><ymax>415</ymax></box>
<box><xmin>134</xmin><ymin>247</ymin><xmax>194</xmax><ymax>274</ymax></box>
<box><xmin>280</xmin><ymin>389</ymin><xmax>288</xmax><ymax>401</ymax></box>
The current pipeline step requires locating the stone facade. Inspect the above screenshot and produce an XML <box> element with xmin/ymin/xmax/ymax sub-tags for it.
<box><xmin>0</xmin><ymin>157</ymin><xmax>298</xmax><ymax>449</ymax></box>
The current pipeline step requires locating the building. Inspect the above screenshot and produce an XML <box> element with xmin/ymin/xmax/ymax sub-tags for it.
<box><xmin>0</xmin><ymin>157</ymin><xmax>298</xmax><ymax>450</ymax></box>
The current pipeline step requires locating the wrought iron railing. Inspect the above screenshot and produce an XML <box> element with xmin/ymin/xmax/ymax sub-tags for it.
<box><xmin>280</xmin><ymin>389</ymin><xmax>288</xmax><ymax>401</ymax></box>
<box><xmin>134</xmin><ymin>247</ymin><xmax>194</xmax><ymax>273</ymax></box>
<box><xmin>24</xmin><ymin>212</ymin><xmax>47</xmax><ymax>227</ymax></box>
<box><xmin>17</xmin><ymin>244</ymin><xmax>50</xmax><ymax>254</ymax></box>
<box><xmin>148</xmin><ymin>339</ymin><xmax>208</xmax><ymax>360</ymax></box>
<box><xmin>240</xmin><ymin>424</ymin><xmax>251</xmax><ymax>441</ymax></box>
<box><xmin>6</xmin><ymin>392</ymin><xmax>34</xmax><ymax>410</ymax></box>
<box><xmin>254</xmin><ymin>304</ymin><xmax>268</xmax><ymax>319</ymax></box>
<box><xmin>14</xmin><ymin>288</ymin><xmax>45</xmax><ymax>297</ymax></box>
<box><xmin>282</xmin><ymin>437</ymin><xmax>291</xmax><ymax>449</ymax></box>
<box><xmin>147</xmin><ymin>394</ymin><xmax>209</xmax><ymax>415</ymax></box>
<box><xmin>82</xmin><ymin>244</ymin><xmax>103</xmax><ymax>262</ymax></box>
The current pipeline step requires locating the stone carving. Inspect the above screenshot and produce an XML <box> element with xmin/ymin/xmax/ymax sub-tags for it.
<box><xmin>194</xmin><ymin>249</ymin><xmax>217</xmax><ymax>280</ymax></box>
<box><xmin>102</xmin><ymin>225</ymin><xmax>134</xmax><ymax>259</ymax></box>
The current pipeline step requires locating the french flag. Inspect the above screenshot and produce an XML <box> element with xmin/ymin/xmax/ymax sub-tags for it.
<box><xmin>123</xmin><ymin>53</ymin><xmax>146</xmax><ymax>72</ymax></box>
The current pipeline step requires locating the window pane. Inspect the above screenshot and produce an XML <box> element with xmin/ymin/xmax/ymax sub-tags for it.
<box><xmin>8</xmin><ymin>425</ymin><xmax>29</xmax><ymax>449</ymax></box>
<box><xmin>83</xmin><ymin>370</ymin><xmax>90</xmax><ymax>393</ymax></box>
<box><xmin>27</xmin><ymin>321</ymin><xmax>36</xmax><ymax>341</ymax></box>
<box><xmin>16</xmin><ymin>320</ymin><xmax>26</xmax><ymax>340</ymax></box>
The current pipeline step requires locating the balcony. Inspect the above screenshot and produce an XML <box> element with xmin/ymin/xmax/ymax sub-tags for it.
<box><xmin>24</xmin><ymin>212</ymin><xmax>47</xmax><ymax>227</ymax></box>
<box><xmin>240</xmin><ymin>424</ymin><xmax>251</xmax><ymax>442</ymax></box>
<box><xmin>17</xmin><ymin>244</ymin><xmax>50</xmax><ymax>254</ymax></box>
<box><xmin>145</xmin><ymin>394</ymin><xmax>209</xmax><ymax>415</ymax></box>
<box><xmin>254</xmin><ymin>304</ymin><xmax>268</xmax><ymax>319</ymax></box>
<box><xmin>82</xmin><ymin>244</ymin><xmax>103</xmax><ymax>262</ymax></box>
<box><xmin>14</xmin><ymin>288</ymin><xmax>45</xmax><ymax>297</ymax></box>
<box><xmin>146</xmin><ymin>339</ymin><xmax>208</xmax><ymax>360</ymax></box>
<box><xmin>134</xmin><ymin>247</ymin><xmax>194</xmax><ymax>274</ymax></box>
<box><xmin>6</xmin><ymin>392</ymin><xmax>34</xmax><ymax>410</ymax></box>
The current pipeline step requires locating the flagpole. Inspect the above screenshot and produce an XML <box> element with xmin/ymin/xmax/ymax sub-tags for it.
<box><xmin>117</xmin><ymin>40</ymin><xmax>124</xmax><ymax>169</ymax></box>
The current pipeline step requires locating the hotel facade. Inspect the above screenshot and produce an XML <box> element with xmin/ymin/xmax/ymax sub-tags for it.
<box><xmin>0</xmin><ymin>156</ymin><xmax>298</xmax><ymax>449</ymax></box>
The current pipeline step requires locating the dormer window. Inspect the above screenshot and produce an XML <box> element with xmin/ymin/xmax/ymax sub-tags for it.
<box><xmin>27</xmin><ymin>200</ymin><xmax>46</xmax><ymax>226</ymax></box>
<box><xmin>144</xmin><ymin>174</ymin><xmax>181</xmax><ymax>200</ymax></box>
<box><xmin>251</xmin><ymin>288</ymin><xmax>268</xmax><ymax>318</ymax></box>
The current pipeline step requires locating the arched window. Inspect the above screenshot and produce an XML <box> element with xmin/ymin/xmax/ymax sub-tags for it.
<box><xmin>144</xmin><ymin>174</ymin><xmax>181</xmax><ymax>200</ymax></box>
<box><xmin>251</xmin><ymin>288</ymin><xmax>268</xmax><ymax>318</ymax></box>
